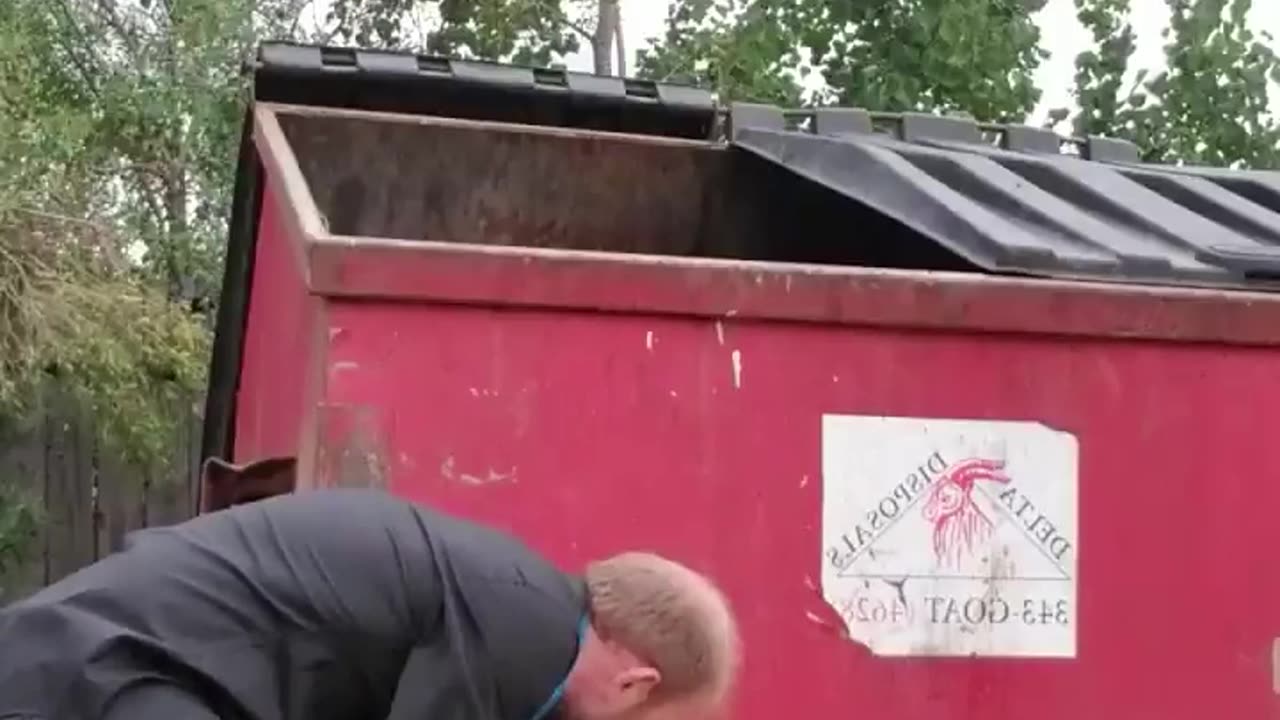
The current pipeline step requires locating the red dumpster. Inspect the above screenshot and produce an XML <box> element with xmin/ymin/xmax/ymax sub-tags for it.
<box><xmin>202</xmin><ymin>42</ymin><xmax>1280</xmax><ymax>719</ymax></box>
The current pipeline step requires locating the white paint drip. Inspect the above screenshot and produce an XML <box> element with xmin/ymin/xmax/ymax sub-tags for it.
<box><xmin>731</xmin><ymin>349</ymin><xmax>743</xmax><ymax>389</ymax></box>
<box><xmin>459</xmin><ymin>468</ymin><xmax>518</xmax><ymax>486</ymax></box>
<box><xmin>1273</xmin><ymin>638</ymin><xmax>1280</xmax><ymax>695</ymax></box>
<box><xmin>715</xmin><ymin>321</ymin><xmax>725</xmax><ymax>346</ymax></box>
<box><xmin>440</xmin><ymin>455</ymin><xmax>517</xmax><ymax>486</ymax></box>
<box><xmin>646</xmin><ymin>330</ymin><xmax>655</xmax><ymax>351</ymax></box>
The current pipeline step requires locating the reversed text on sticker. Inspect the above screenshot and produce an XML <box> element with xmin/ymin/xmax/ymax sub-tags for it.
<box><xmin>821</xmin><ymin>415</ymin><xmax>1079</xmax><ymax>658</ymax></box>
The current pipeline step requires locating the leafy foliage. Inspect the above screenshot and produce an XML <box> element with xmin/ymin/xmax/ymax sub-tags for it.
<box><xmin>322</xmin><ymin>0</ymin><xmax>604</xmax><ymax>67</ymax></box>
<box><xmin>0</xmin><ymin>217</ymin><xmax>209</xmax><ymax>469</ymax></box>
<box><xmin>1068</xmin><ymin>0</ymin><xmax>1280</xmax><ymax>167</ymax></box>
<box><xmin>0</xmin><ymin>0</ymin><xmax>258</xmax><ymax>303</ymax></box>
<box><xmin>799</xmin><ymin>0</ymin><xmax>1047</xmax><ymax>120</ymax></box>
<box><xmin>0</xmin><ymin>0</ymin><xmax>218</xmax><ymax>473</ymax></box>
<box><xmin>0</xmin><ymin>478</ymin><xmax>40</xmax><ymax>591</ymax></box>
<box><xmin>0</xmin><ymin>0</ymin><xmax>230</xmax><ymax>581</ymax></box>
<box><xmin>635</xmin><ymin>0</ymin><xmax>805</xmax><ymax>105</ymax></box>
<box><xmin>636</xmin><ymin>0</ymin><xmax>1047</xmax><ymax>120</ymax></box>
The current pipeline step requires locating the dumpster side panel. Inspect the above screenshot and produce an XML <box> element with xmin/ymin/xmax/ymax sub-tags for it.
<box><xmin>232</xmin><ymin>181</ymin><xmax>323</xmax><ymax>469</ymax></box>
<box><xmin>319</xmin><ymin>299</ymin><xmax>1280</xmax><ymax>719</ymax></box>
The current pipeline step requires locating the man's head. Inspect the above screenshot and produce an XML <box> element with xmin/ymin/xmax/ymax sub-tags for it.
<box><xmin>560</xmin><ymin>552</ymin><xmax>739</xmax><ymax>720</ymax></box>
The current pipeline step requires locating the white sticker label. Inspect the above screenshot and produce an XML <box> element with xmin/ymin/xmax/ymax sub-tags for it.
<box><xmin>821</xmin><ymin>415</ymin><xmax>1078</xmax><ymax>658</ymax></box>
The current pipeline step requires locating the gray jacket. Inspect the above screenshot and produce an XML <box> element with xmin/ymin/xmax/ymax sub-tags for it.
<box><xmin>0</xmin><ymin>489</ymin><xmax>585</xmax><ymax>720</ymax></box>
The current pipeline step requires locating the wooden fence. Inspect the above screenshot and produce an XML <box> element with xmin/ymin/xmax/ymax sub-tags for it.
<box><xmin>0</xmin><ymin>398</ymin><xmax>202</xmax><ymax>603</ymax></box>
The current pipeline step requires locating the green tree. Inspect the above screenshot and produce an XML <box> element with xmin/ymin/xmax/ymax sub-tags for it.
<box><xmin>0</xmin><ymin>0</ymin><xmax>230</xmax><ymax>577</ymax></box>
<box><xmin>634</xmin><ymin>0</ymin><xmax>805</xmax><ymax>105</ymax></box>
<box><xmin>0</xmin><ymin>0</ymin><xmax>263</xmax><ymax>304</ymax></box>
<box><xmin>804</xmin><ymin>0</ymin><xmax>1048</xmax><ymax>120</ymax></box>
<box><xmin>1069</xmin><ymin>0</ymin><xmax>1280</xmax><ymax>167</ymax></box>
<box><xmin>637</xmin><ymin>0</ymin><xmax>1048</xmax><ymax>119</ymax></box>
<box><xmin>322</xmin><ymin>0</ymin><xmax>629</xmax><ymax>73</ymax></box>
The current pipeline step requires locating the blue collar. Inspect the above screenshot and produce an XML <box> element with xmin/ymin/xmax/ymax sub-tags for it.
<box><xmin>528</xmin><ymin>613</ymin><xmax>590</xmax><ymax>720</ymax></box>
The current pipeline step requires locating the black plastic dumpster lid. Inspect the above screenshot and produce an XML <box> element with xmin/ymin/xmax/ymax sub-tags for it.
<box><xmin>249</xmin><ymin>41</ymin><xmax>717</xmax><ymax>140</ymax></box>
<box><xmin>729</xmin><ymin>103</ymin><xmax>1280</xmax><ymax>288</ymax></box>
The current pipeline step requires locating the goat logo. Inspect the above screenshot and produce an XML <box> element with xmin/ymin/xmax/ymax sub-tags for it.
<box><xmin>922</xmin><ymin>458</ymin><xmax>1010</xmax><ymax>568</ymax></box>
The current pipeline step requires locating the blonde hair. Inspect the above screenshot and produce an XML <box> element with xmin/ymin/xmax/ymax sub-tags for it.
<box><xmin>584</xmin><ymin>552</ymin><xmax>739</xmax><ymax>703</ymax></box>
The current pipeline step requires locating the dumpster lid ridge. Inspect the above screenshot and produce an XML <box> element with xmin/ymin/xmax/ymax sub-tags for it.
<box><xmin>727</xmin><ymin>102</ymin><xmax>1280</xmax><ymax>290</ymax></box>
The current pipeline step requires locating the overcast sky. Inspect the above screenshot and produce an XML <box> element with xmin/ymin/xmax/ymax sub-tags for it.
<box><xmin>564</xmin><ymin>0</ymin><xmax>1280</xmax><ymax>126</ymax></box>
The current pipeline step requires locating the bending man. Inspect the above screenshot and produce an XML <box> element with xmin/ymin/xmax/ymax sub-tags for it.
<box><xmin>0</xmin><ymin>488</ymin><xmax>738</xmax><ymax>720</ymax></box>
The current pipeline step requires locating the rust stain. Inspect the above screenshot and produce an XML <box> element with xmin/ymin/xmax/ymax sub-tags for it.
<box><xmin>314</xmin><ymin>404</ymin><xmax>390</xmax><ymax>491</ymax></box>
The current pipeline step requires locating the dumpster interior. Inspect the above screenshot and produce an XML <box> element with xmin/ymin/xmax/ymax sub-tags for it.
<box><xmin>275</xmin><ymin>108</ymin><xmax>980</xmax><ymax>274</ymax></box>
<box><xmin>275</xmin><ymin>102</ymin><xmax>1280</xmax><ymax>290</ymax></box>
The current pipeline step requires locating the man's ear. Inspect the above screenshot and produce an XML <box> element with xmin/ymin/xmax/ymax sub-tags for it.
<box><xmin>614</xmin><ymin>666</ymin><xmax>661</xmax><ymax>707</ymax></box>
<box><xmin>200</xmin><ymin>456</ymin><xmax>297</xmax><ymax>513</ymax></box>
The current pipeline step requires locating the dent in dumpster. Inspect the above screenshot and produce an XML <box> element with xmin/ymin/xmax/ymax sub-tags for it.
<box><xmin>821</xmin><ymin>415</ymin><xmax>1079</xmax><ymax>658</ymax></box>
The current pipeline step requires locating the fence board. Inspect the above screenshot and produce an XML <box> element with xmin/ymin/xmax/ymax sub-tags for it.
<box><xmin>0</xmin><ymin>418</ymin><xmax>47</xmax><ymax>603</ymax></box>
<box><xmin>0</xmin><ymin>389</ymin><xmax>203</xmax><ymax>604</ymax></box>
<box><xmin>45</xmin><ymin>404</ymin><xmax>95</xmax><ymax>582</ymax></box>
<box><xmin>96</xmin><ymin>447</ymin><xmax>136</xmax><ymax>557</ymax></box>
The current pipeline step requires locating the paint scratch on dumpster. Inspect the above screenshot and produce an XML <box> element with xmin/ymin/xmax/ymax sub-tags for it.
<box><xmin>330</xmin><ymin>361</ymin><xmax>359</xmax><ymax>374</ymax></box>
<box><xmin>440</xmin><ymin>455</ymin><xmax>518</xmax><ymax>486</ymax></box>
<box><xmin>460</xmin><ymin>468</ymin><xmax>518</xmax><ymax>486</ymax></box>
<box><xmin>804</xmin><ymin>583</ymin><xmax>853</xmax><ymax>642</ymax></box>
<box><xmin>731</xmin><ymin>349</ymin><xmax>743</xmax><ymax>388</ymax></box>
<box><xmin>1272</xmin><ymin>637</ymin><xmax>1280</xmax><ymax>695</ymax></box>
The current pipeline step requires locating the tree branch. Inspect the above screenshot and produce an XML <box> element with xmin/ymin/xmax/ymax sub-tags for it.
<box><xmin>545</xmin><ymin>1</ymin><xmax>594</xmax><ymax>41</ymax></box>
<box><xmin>50</xmin><ymin>0</ymin><xmax>104</xmax><ymax>99</ymax></box>
<box><xmin>90</xmin><ymin>0</ymin><xmax>141</xmax><ymax>57</ymax></box>
<box><xmin>12</xmin><ymin>207</ymin><xmax>114</xmax><ymax>235</ymax></box>
<box><xmin>615</xmin><ymin>3</ymin><xmax>626</xmax><ymax>76</ymax></box>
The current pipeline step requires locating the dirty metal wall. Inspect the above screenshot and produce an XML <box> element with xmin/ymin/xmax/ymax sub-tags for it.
<box><xmin>317</xmin><ymin>299</ymin><xmax>1278</xmax><ymax>718</ymax></box>
<box><xmin>275</xmin><ymin>111</ymin><xmax>772</xmax><ymax>261</ymax></box>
